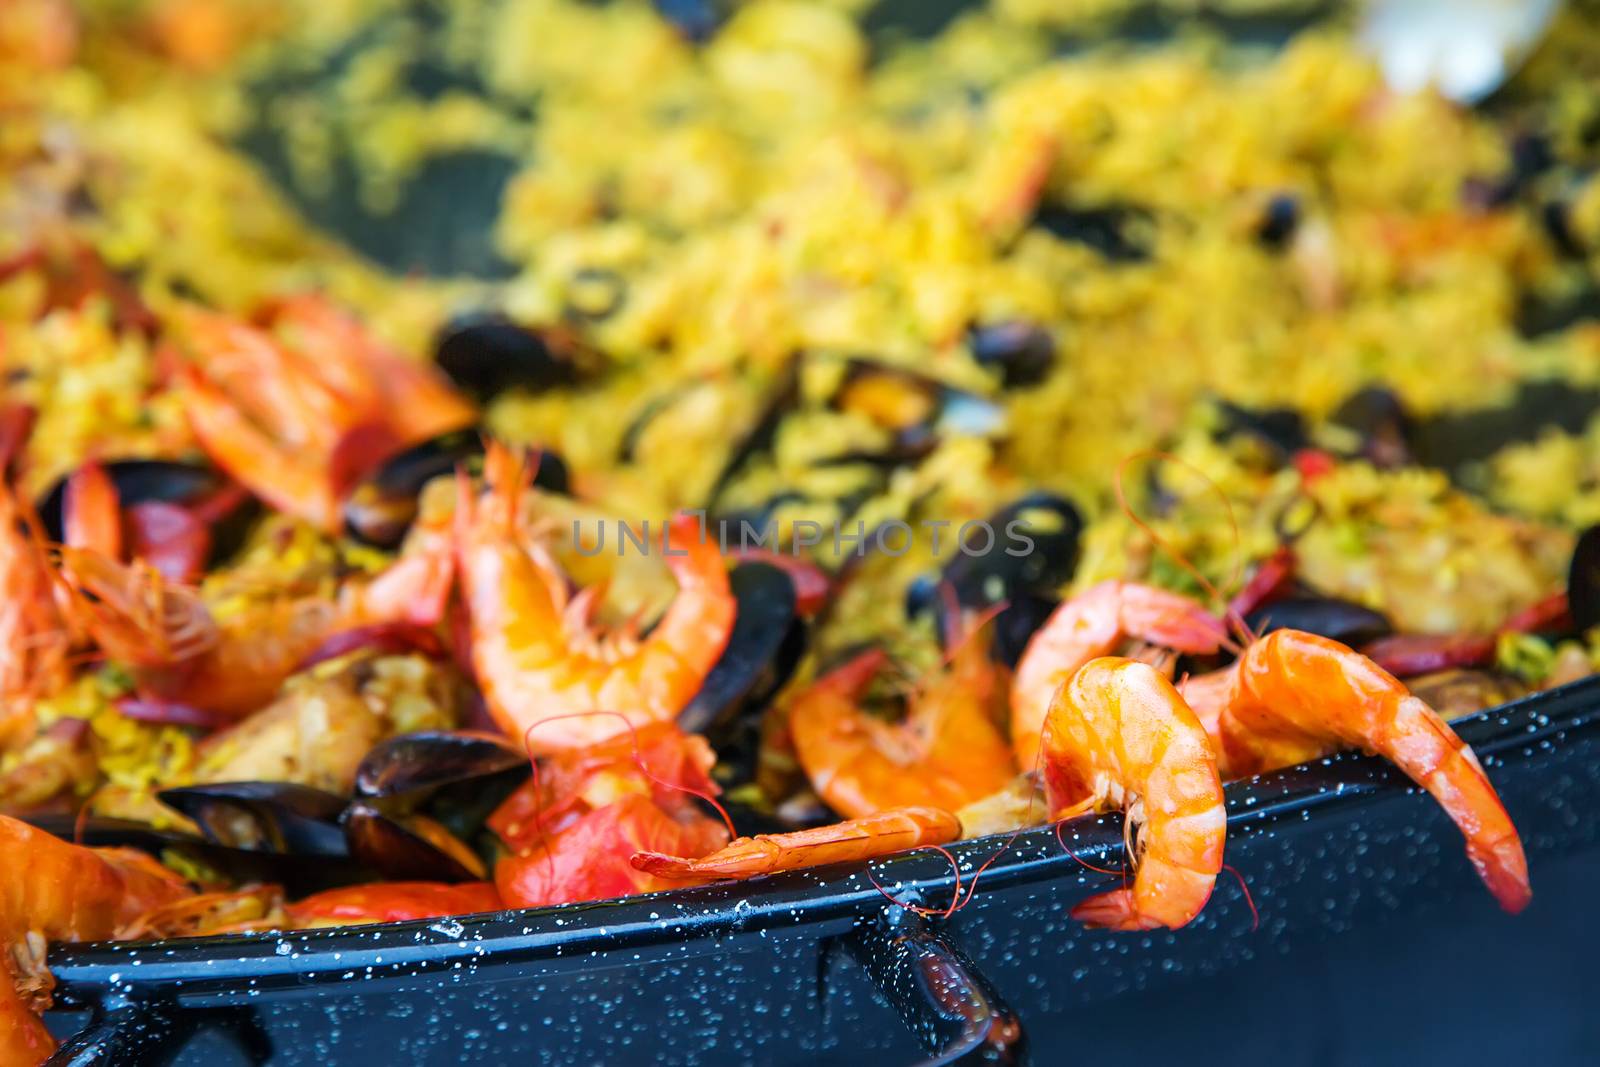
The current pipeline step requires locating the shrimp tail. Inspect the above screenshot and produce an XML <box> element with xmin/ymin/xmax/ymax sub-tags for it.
<box><xmin>1376</xmin><ymin>696</ymin><xmax>1531</xmax><ymax>912</ymax></box>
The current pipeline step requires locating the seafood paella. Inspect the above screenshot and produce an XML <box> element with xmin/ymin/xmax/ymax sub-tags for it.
<box><xmin>5</xmin><ymin>0</ymin><xmax>1600</xmax><ymax>1060</ymax></box>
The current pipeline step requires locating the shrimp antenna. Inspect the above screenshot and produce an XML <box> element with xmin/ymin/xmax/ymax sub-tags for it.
<box><xmin>1052</xmin><ymin>820</ymin><xmax>1126</xmax><ymax>878</ymax></box>
<box><xmin>1222</xmin><ymin>863</ymin><xmax>1259</xmax><ymax>932</ymax></box>
<box><xmin>867</xmin><ymin>845</ymin><xmax>963</xmax><ymax>919</ymax></box>
<box><xmin>1114</xmin><ymin>450</ymin><xmax>1251</xmax><ymax>653</ymax></box>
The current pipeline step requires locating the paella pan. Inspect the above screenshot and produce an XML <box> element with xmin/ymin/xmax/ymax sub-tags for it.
<box><xmin>3</xmin><ymin>0</ymin><xmax>1600</xmax><ymax>1062</ymax></box>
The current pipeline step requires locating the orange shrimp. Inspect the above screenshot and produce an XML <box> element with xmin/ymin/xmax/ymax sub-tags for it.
<box><xmin>1</xmin><ymin>815</ymin><xmax>190</xmax><ymax>1066</ymax></box>
<box><xmin>1041</xmin><ymin>657</ymin><xmax>1226</xmax><ymax>931</ymax></box>
<box><xmin>0</xmin><ymin>486</ymin><xmax>70</xmax><ymax>754</ymax></box>
<box><xmin>60</xmin><ymin>459</ymin><xmax>122</xmax><ymax>558</ymax></box>
<box><xmin>55</xmin><ymin>523</ymin><xmax>453</xmax><ymax>720</ymax></box>
<box><xmin>790</xmin><ymin>637</ymin><xmax>1016</xmax><ymax>820</ymax></box>
<box><xmin>632</xmin><ymin>806</ymin><xmax>962</xmax><ymax>882</ymax></box>
<box><xmin>491</xmin><ymin>721</ymin><xmax>731</xmax><ymax>907</ymax></box>
<box><xmin>457</xmin><ymin>443</ymin><xmax>735</xmax><ymax>753</ymax></box>
<box><xmin>1011</xmin><ymin>580</ymin><xmax>1228</xmax><ymax>770</ymax></box>
<box><xmin>284</xmin><ymin>882</ymin><xmax>503</xmax><ymax>929</ymax></box>
<box><xmin>1179</xmin><ymin>629</ymin><xmax>1530</xmax><ymax>913</ymax></box>
<box><xmin>175</xmin><ymin>298</ymin><xmax>475</xmax><ymax>531</ymax></box>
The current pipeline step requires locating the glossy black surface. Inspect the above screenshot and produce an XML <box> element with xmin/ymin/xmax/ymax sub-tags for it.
<box><xmin>43</xmin><ymin>677</ymin><xmax>1600</xmax><ymax>1064</ymax></box>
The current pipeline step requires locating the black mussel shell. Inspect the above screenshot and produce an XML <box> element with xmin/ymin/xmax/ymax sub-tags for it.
<box><xmin>1213</xmin><ymin>400</ymin><xmax>1308</xmax><ymax>459</ymax></box>
<box><xmin>1030</xmin><ymin>201</ymin><xmax>1150</xmax><ymax>262</ymax></box>
<box><xmin>1569</xmin><ymin>525</ymin><xmax>1600</xmax><ymax>632</ymax></box>
<box><xmin>157</xmin><ymin>782</ymin><xmax>351</xmax><ymax>857</ymax></box>
<box><xmin>342</xmin><ymin>801</ymin><xmax>483</xmax><ymax>883</ymax></box>
<box><xmin>680</xmin><ymin>562</ymin><xmax>806</xmax><ymax>735</ymax></box>
<box><xmin>37</xmin><ymin>459</ymin><xmax>258</xmax><ymax>562</ymax></box>
<box><xmin>970</xmin><ymin>322</ymin><xmax>1055</xmax><ymax>388</ymax></box>
<box><xmin>707</xmin><ymin>359</ymin><xmax>802</xmax><ymax>509</ymax></box>
<box><xmin>1412</xmin><ymin>381</ymin><xmax>1600</xmax><ymax>469</ymax></box>
<box><xmin>353</xmin><ymin>730</ymin><xmax>530</xmax><ymax>803</ymax></box>
<box><xmin>1255</xmin><ymin>193</ymin><xmax>1300</xmax><ymax>250</ymax></box>
<box><xmin>433</xmin><ymin>314</ymin><xmax>582</xmax><ymax>402</ymax></box>
<box><xmin>991</xmin><ymin>589</ymin><xmax>1060</xmax><ymax>668</ymax></box>
<box><xmin>929</xmin><ymin>492</ymin><xmax>1082</xmax><ymax>612</ymax></box>
<box><xmin>1245</xmin><ymin>596</ymin><xmax>1393</xmax><ymax>647</ymax></box>
<box><xmin>22</xmin><ymin>815</ymin><xmax>369</xmax><ymax>898</ymax></box>
<box><xmin>1330</xmin><ymin>387</ymin><xmax>1413</xmax><ymax>468</ymax></box>
<box><xmin>343</xmin><ymin>431</ymin><xmax>569</xmax><ymax>547</ymax></box>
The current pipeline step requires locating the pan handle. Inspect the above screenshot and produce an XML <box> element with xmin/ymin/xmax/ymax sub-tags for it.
<box><xmin>45</xmin><ymin>998</ymin><xmax>273</xmax><ymax>1067</ymax></box>
<box><xmin>45</xmin><ymin>997</ymin><xmax>179</xmax><ymax>1066</ymax></box>
<box><xmin>849</xmin><ymin>901</ymin><xmax>1027</xmax><ymax>1066</ymax></box>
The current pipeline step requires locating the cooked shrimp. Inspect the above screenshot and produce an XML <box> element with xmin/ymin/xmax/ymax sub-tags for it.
<box><xmin>457</xmin><ymin>443</ymin><xmax>735</xmax><ymax>753</ymax></box>
<box><xmin>55</xmin><ymin>522</ymin><xmax>453</xmax><ymax>720</ymax></box>
<box><xmin>60</xmin><ymin>459</ymin><xmax>121</xmax><ymax>558</ymax></box>
<box><xmin>631</xmin><ymin>806</ymin><xmax>962</xmax><ymax>882</ymax></box>
<box><xmin>491</xmin><ymin>721</ymin><xmax>731</xmax><ymax>907</ymax></box>
<box><xmin>1041</xmin><ymin>657</ymin><xmax>1226</xmax><ymax>931</ymax></box>
<box><xmin>175</xmin><ymin>298</ymin><xmax>474</xmax><ymax>530</ymax></box>
<box><xmin>0</xmin><ymin>486</ymin><xmax>70</xmax><ymax>754</ymax></box>
<box><xmin>1011</xmin><ymin>580</ymin><xmax>1227</xmax><ymax>769</ymax></box>
<box><xmin>1181</xmin><ymin>629</ymin><xmax>1530</xmax><ymax>912</ymax></box>
<box><xmin>790</xmin><ymin>635</ymin><xmax>1016</xmax><ymax>820</ymax></box>
<box><xmin>1</xmin><ymin>815</ymin><xmax>189</xmax><ymax>1065</ymax></box>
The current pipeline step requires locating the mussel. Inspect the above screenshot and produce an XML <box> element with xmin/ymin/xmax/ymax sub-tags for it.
<box><xmin>1212</xmin><ymin>399</ymin><xmax>1308</xmax><ymax>460</ymax></box>
<box><xmin>157</xmin><ymin>782</ymin><xmax>350</xmax><ymax>857</ymax></box>
<box><xmin>1329</xmin><ymin>386</ymin><xmax>1414</xmax><ymax>469</ymax></box>
<box><xmin>341</xmin><ymin>802</ymin><xmax>485</xmax><ymax>883</ymax></box>
<box><xmin>1029</xmin><ymin>200</ymin><xmax>1151</xmax><ymax>262</ymax></box>
<box><xmin>346</xmin><ymin>730</ymin><xmax>531</xmax><ymax>882</ymax></box>
<box><xmin>970</xmin><ymin>322</ymin><xmax>1055</xmax><ymax>388</ymax></box>
<box><xmin>37</xmin><ymin>458</ymin><xmax>258</xmax><ymax>563</ymax></box>
<box><xmin>832</xmin><ymin>360</ymin><xmax>1004</xmax><ymax>445</ymax></box>
<box><xmin>1244</xmin><ymin>596</ymin><xmax>1393</xmax><ymax>647</ymax></box>
<box><xmin>22</xmin><ymin>814</ymin><xmax>367</xmax><ymax>898</ymax></box>
<box><xmin>433</xmin><ymin>313</ymin><xmax>590</xmax><ymax>402</ymax></box>
<box><xmin>1568</xmin><ymin>524</ymin><xmax>1600</xmax><ymax>633</ymax></box>
<box><xmin>906</xmin><ymin>492</ymin><xmax>1082</xmax><ymax>663</ymax></box>
<box><xmin>679</xmin><ymin>562</ymin><xmax>806</xmax><ymax>735</ymax></box>
<box><xmin>342</xmin><ymin>430</ymin><xmax>570</xmax><ymax>548</ymax></box>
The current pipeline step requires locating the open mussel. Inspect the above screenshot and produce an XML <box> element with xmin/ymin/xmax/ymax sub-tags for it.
<box><xmin>342</xmin><ymin>430</ymin><xmax>570</xmax><ymax>548</ymax></box>
<box><xmin>346</xmin><ymin>730</ymin><xmax>531</xmax><ymax>882</ymax></box>
<box><xmin>832</xmin><ymin>359</ymin><xmax>1004</xmax><ymax>448</ymax></box>
<box><xmin>157</xmin><ymin>782</ymin><xmax>350</xmax><ymax>857</ymax></box>
<box><xmin>679</xmin><ymin>562</ymin><xmax>806</xmax><ymax>735</ymax></box>
<box><xmin>433</xmin><ymin>313</ymin><xmax>594</xmax><ymax>402</ymax></box>
<box><xmin>341</xmin><ymin>802</ymin><xmax>486</xmax><ymax>883</ymax></box>
<box><xmin>37</xmin><ymin>458</ymin><xmax>258</xmax><ymax>563</ymax></box>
